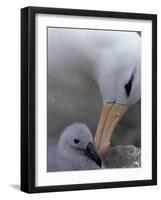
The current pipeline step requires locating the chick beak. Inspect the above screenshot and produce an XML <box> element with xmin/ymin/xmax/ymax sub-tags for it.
<box><xmin>85</xmin><ymin>142</ymin><xmax>102</xmax><ymax>168</ymax></box>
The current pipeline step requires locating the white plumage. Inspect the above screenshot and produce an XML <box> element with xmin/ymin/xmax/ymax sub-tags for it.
<box><xmin>48</xmin><ymin>29</ymin><xmax>141</xmax><ymax>106</ymax></box>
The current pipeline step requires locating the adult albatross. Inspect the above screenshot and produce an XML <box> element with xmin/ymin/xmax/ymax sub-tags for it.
<box><xmin>92</xmin><ymin>32</ymin><xmax>141</xmax><ymax>155</ymax></box>
<box><xmin>48</xmin><ymin>29</ymin><xmax>141</xmax><ymax>156</ymax></box>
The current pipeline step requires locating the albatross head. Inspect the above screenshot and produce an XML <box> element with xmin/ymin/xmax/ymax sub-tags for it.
<box><xmin>58</xmin><ymin>122</ymin><xmax>102</xmax><ymax>167</ymax></box>
<box><xmin>94</xmin><ymin>36</ymin><xmax>141</xmax><ymax>155</ymax></box>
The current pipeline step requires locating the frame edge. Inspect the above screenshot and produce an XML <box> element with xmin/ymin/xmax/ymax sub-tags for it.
<box><xmin>21</xmin><ymin>7</ymin><xmax>30</xmax><ymax>193</ymax></box>
<box><xmin>21</xmin><ymin>7</ymin><xmax>36</xmax><ymax>193</ymax></box>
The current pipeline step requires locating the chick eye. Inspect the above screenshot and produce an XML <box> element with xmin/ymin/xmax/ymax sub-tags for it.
<box><xmin>74</xmin><ymin>139</ymin><xmax>80</xmax><ymax>144</ymax></box>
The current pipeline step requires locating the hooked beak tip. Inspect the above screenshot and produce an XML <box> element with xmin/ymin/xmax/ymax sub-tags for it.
<box><xmin>85</xmin><ymin>142</ymin><xmax>102</xmax><ymax>168</ymax></box>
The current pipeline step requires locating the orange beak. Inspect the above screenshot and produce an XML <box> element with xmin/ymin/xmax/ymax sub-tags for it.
<box><xmin>94</xmin><ymin>103</ymin><xmax>128</xmax><ymax>156</ymax></box>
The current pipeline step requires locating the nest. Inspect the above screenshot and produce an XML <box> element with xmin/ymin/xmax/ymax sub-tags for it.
<box><xmin>103</xmin><ymin>145</ymin><xmax>141</xmax><ymax>168</ymax></box>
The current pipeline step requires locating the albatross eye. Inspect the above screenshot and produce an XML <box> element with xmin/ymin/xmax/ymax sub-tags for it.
<box><xmin>74</xmin><ymin>139</ymin><xmax>80</xmax><ymax>144</ymax></box>
<box><xmin>125</xmin><ymin>72</ymin><xmax>134</xmax><ymax>96</ymax></box>
<box><xmin>125</xmin><ymin>81</ymin><xmax>132</xmax><ymax>96</ymax></box>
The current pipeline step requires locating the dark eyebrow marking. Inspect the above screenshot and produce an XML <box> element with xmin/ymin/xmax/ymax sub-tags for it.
<box><xmin>125</xmin><ymin>71</ymin><xmax>135</xmax><ymax>96</ymax></box>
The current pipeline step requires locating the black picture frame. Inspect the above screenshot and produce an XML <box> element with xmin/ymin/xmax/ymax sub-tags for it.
<box><xmin>21</xmin><ymin>6</ymin><xmax>157</xmax><ymax>193</ymax></box>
